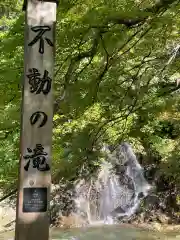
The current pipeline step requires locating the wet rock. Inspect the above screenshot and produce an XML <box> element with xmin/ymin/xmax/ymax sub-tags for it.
<box><xmin>143</xmin><ymin>195</ymin><xmax>159</xmax><ymax>209</ymax></box>
<box><xmin>138</xmin><ymin>192</ymin><xmax>144</xmax><ymax>199</ymax></box>
<box><xmin>111</xmin><ymin>206</ymin><xmax>126</xmax><ymax>216</ymax></box>
<box><xmin>157</xmin><ymin>213</ymin><xmax>169</xmax><ymax>224</ymax></box>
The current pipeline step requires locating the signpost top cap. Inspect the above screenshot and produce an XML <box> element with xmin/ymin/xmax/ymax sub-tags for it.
<box><xmin>23</xmin><ymin>0</ymin><xmax>59</xmax><ymax>11</ymax></box>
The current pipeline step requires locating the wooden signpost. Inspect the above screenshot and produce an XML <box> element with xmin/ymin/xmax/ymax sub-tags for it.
<box><xmin>15</xmin><ymin>1</ymin><xmax>58</xmax><ymax>239</ymax></box>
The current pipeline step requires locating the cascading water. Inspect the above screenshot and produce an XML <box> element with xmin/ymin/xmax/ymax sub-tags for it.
<box><xmin>74</xmin><ymin>142</ymin><xmax>151</xmax><ymax>225</ymax></box>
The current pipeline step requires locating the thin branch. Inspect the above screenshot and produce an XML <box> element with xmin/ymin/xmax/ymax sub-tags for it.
<box><xmin>63</xmin><ymin>31</ymin><xmax>100</xmax><ymax>88</ymax></box>
<box><xmin>55</xmin><ymin>55</ymin><xmax>70</xmax><ymax>77</ymax></box>
<box><xmin>107</xmin><ymin>0</ymin><xmax>178</xmax><ymax>27</ymax></box>
<box><xmin>73</xmin><ymin>55</ymin><xmax>94</xmax><ymax>82</ymax></box>
<box><xmin>121</xmin><ymin>26</ymin><xmax>152</xmax><ymax>57</ymax></box>
<box><xmin>91</xmin><ymin>34</ymin><xmax>110</xmax><ymax>101</ymax></box>
<box><xmin>92</xmin><ymin>98</ymin><xmax>140</xmax><ymax>146</ymax></box>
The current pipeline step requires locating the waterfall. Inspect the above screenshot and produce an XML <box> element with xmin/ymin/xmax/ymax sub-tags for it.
<box><xmin>74</xmin><ymin>142</ymin><xmax>151</xmax><ymax>225</ymax></box>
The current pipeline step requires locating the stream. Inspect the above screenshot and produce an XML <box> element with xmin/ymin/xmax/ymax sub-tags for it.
<box><xmin>51</xmin><ymin>225</ymin><xmax>180</xmax><ymax>240</ymax></box>
<box><xmin>1</xmin><ymin>225</ymin><xmax>180</xmax><ymax>240</ymax></box>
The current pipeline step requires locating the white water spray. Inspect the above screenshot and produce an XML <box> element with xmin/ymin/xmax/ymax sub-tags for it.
<box><xmin>74</xmin><ymin>142</ymin><xmax>151</xmax><ymax>225</ymax></box>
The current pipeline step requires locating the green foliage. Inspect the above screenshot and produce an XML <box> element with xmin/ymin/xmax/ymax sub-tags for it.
<box><xmin>1</xmin><ymin>0</ymin><xmax>180</xmax><ymax>190</ymax></box>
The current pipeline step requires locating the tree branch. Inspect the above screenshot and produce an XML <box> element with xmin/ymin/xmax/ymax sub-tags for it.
<box><xmin>108</xmin><ymin>0</ymin><xmax>177</xmax><ymax>27</ymax></box>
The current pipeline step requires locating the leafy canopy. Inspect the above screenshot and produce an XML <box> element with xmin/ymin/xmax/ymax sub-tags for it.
<box><xmin>0</xmin><ymin>0</ymin><xmax>180</xmax><ymax>189</ymax></box>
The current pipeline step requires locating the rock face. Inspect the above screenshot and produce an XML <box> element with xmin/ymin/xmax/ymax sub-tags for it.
<box><xmin>50</xmin><ymin>183</ymin><xmax>76</xmax><ymax>226</ymax></box>
<box><xmin>120</xmin><ymin>191</ymin><xmax>180</xmax><ymax>226</ymax></box>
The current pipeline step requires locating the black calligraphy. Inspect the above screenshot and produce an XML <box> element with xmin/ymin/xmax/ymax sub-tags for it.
<box><xmin>23</xmin><ymin>144</ymin><xmax>50</xmax><ymax>172</ymax></box>
<box><xmin>26</xmin><ymin>68</ymin><xmax>52</xmax><ymax>95</ymax></box>
<box><xmin>28</xmin><ymin>26</ymin><xmax>53</xmax><ymax>54</ymax></box>
<box><xmin>30</xmin><ymin>111</ymin><xmax>48</xmax><ymax>128</ymax></box>
<box><xmin>25</xmin><ymin>25</ymin><xmax>53</xmax><ymax>175</ymax></box>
